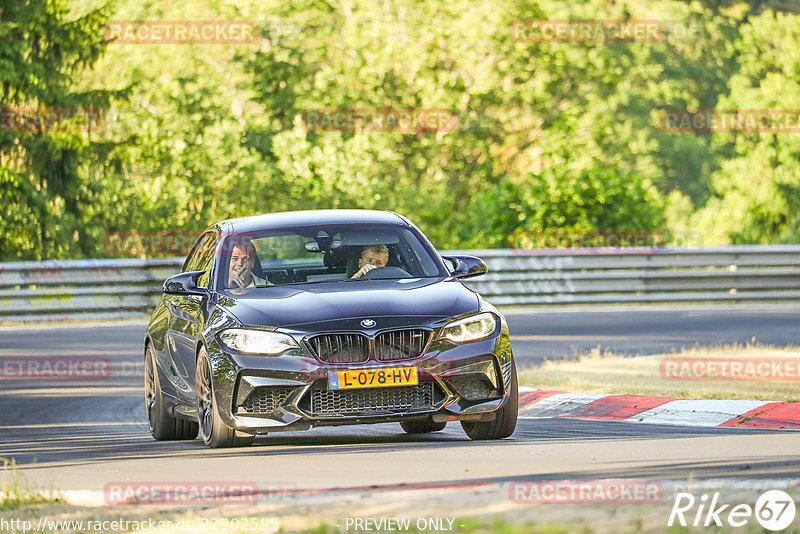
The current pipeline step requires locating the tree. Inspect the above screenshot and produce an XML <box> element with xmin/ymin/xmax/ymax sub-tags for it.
<box><xmin>0</xmin><ymin>0</ymin><xmax>121</xmax><ymax>260</ymax></box>
<box><xmin>691</xmin><ymin>7</ymin><xmax>800</xmax><ymax>244</ymax></box>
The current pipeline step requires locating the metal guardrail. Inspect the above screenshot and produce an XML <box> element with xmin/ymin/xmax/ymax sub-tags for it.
<box><xmin>1</xmin><ymin>246</ymin><xmax>799</xmax><ymax>322</ymax></box>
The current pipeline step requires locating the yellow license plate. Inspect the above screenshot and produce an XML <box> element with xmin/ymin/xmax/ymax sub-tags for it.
<box><xmin>329</xmin><ymin>367</ymin><xmax>418</xmax><ymax>390</ymax></box>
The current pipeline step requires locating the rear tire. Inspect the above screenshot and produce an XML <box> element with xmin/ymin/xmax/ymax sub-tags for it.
<box><xmin>400</xmin><ymin>418</ymin><xmax>446</xmax><ymax>434</ymax></box>
<box><xmin>145</xmin><ymin>344</ymin><xmax>198</xmax><ymax>441</ymax></box>
<box><xmin>196</xmin><ymin>347</ymin><xmax>254</xmax><ymax>448</ymax></box>
<box><xmin>461</xmin><ymin>360</ymin><xmax>518</xmax><ymax>440</ymax></box>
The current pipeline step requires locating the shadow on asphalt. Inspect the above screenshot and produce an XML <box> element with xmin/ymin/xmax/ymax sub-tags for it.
<box><xmin>3</xmin><ymin>415</ymin><xmax>789</xmax><ymax>469</ymax></box>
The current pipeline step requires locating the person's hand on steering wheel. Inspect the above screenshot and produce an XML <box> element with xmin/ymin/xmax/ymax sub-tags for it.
<box><xmin>351</xmin><ymin>245</ymin><xmax>389</xmax><ymax>279</ymax></box>
<box><xmin>351</xmin><ymin>263</ymin><xmax>378</xmax><ymax>279</ymax></box>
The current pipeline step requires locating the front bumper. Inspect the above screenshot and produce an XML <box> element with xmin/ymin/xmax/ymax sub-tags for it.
<box><xmin>204</xmin><ymin>323</ymin><xmax>514</xmax><ymax>434</ymax></box>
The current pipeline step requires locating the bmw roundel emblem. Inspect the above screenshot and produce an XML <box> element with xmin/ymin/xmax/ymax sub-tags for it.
<box><xmin>361</xmin><ymin>319</ymin><xmax>376</xmax><ymax>328</ymax></box>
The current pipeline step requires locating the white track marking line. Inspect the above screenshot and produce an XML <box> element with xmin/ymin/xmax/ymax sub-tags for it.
<box><xmin>518</xmin><ymin>393</ymin><xmax>606</xmax><ymax>418</ymax></box>
<box><xmin>623</xmin><ymin>399</ymin><xmax>773</xmax><ymax>427</ymax></box>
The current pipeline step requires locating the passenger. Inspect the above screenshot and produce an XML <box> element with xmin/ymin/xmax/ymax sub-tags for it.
<box><xmin>351</xmin><ymin>244</ymin><xmax>389</xmax><ymax>279</ymax></box>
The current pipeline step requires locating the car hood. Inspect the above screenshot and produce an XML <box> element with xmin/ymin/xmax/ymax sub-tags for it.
<box><xmin>217</xmin><ymin>278</ymin><xmax>479</xmax><ymax>329</ymax></box>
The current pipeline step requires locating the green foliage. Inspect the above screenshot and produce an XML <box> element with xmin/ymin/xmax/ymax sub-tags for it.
<box><xmin>237</xmin><ymin>0</ymin><xmax>668</xmax><ymax>248</ymax></box>
<box><xmin>0</xmin><ymin>457</ymin><xmax>60</xmax><ymax>509</ymax></box>
<box><xmin>691</xmin><ymin>8</ymin><xmax>800</xmax><ymax>244</ymax></box>
<box><xmin>0</xmin><ymin>0</ymin><xmax>122</xmax><ymax>260</ymax></box>
<box><xmin>1</xmin><ymin>0</ymin><xmax>798</xmax><ymax>260</ymax></box>
<box><xmin>463</xmin><ymin>168</ymin><xmax>663</xmax><ymax>248</ymax></box>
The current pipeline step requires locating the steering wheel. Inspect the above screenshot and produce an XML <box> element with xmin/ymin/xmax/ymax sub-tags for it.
<box><xmin>360</xmin><ymin>266</ymin><xmax>413</xmax><ymax>280</ymax></box>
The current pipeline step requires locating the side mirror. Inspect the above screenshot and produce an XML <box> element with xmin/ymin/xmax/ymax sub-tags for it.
<box><xmin>163</xmin><ymin>271</ymin><xmax>208</xmax><ymax>296</ymax></box>
<box><xmin>441</xmin><ymin>255</ymin><xmax>488</xmax><ymax>279</ymax></box>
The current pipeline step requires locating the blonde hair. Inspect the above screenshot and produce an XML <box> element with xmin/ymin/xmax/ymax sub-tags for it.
<box><xmin>361</xmin><ymin>244</ymin><xmax>389</xmax><ymax>258</ymax></box>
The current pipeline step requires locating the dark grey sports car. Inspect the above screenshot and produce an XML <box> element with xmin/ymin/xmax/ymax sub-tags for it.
<box><xmin>144</xmin><ymin>210</ymin><xmax>518</xmax><ymax>447</ymax></box>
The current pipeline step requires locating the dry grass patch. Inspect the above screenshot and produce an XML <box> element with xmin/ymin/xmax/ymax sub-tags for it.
<box><xmin>518</xmin><ymin>344</ymin><xmax>800</xmax><ymax>401</ymax></box>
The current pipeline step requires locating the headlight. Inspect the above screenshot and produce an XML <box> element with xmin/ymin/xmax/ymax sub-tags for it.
<box><xmin>441</xmin><ymin>313</ymin><xmax>497</xmax><ymax>343</ymax></box>
<box><xmin>218</xmin><ymin>328</ymin><xmax>299</xmax><ymax>356</ymax></box>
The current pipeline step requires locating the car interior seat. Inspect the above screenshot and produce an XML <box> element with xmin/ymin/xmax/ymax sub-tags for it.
<box><xmin>324</xmin><ymin>246</ymin><xmax>351</xmax><ymax>275</ymax></box>
<box><xmin>249</xmin><ymin>249</ymin><xmax>290</xmax><ymax>285</ymax></box>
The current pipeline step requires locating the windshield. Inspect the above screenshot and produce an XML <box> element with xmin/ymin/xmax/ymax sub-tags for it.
<box><xmin>217</xmin><ymin>223</ymin><xmax>446</xmax><ymax>291</ymax></box>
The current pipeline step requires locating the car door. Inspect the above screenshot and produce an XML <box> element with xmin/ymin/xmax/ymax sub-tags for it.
<box><xmin>166</xmin><ymin>231</ymin><xmax>216</xmax><ymax>405</ymax></box>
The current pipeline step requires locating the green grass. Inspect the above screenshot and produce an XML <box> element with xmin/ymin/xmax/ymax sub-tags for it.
<box><xmin>518</xmin><ymin>344</ymin><xmax>800</xmax><ymax>401</ymax></box>
<box><xmin>0</xmin><ymin>457</ymin><xmax>60</xmax><ymax>509</ymax></box>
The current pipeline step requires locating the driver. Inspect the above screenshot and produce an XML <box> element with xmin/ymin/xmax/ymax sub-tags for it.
<box><xmin>227</xmin><ymin>240</ymin><xmax>269</xmax><ymax>288</ymax></box>
<box><xmin>351</xmin><ymin>244</ymin><xmax>389</xmax><ymax>279</ymax></box>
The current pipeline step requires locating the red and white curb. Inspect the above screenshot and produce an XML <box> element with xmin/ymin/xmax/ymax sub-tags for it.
<box><xmin>518</xmin><ymin>387</ymin><xmax>800</xmax><ymax>429</ymax></box>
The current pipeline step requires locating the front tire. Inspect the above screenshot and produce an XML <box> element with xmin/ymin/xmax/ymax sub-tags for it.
<box><xmin>145</xmin><ymin>344</ymin><xmax>198</xmax><ymax>441</ymax></box>
<box><xmin>461</xmin><ymin>360</ymin><xmax>518</xmax><ymax>440</ymax></box>
<box><xmin>196</xmin><ymin>347</ymin><xmax>254</xmax><ymax>448</ymax></box>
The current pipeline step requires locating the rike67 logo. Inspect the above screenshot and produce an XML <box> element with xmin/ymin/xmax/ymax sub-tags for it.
<box><xmin>668</xmin><ymin>490</ymin><xmax>796</xmax><ymax>531</ymax></box>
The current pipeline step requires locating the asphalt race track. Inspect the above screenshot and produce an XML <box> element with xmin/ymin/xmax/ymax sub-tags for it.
<box><xmin>1</xmin><ymin>304</ymin><xmax>799</xmax><ymax>529</ymax></box>
<box><xmin>504</xmin><ymin>303</ymin><xmax>800</xmax><ymax>362</ymax></box>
